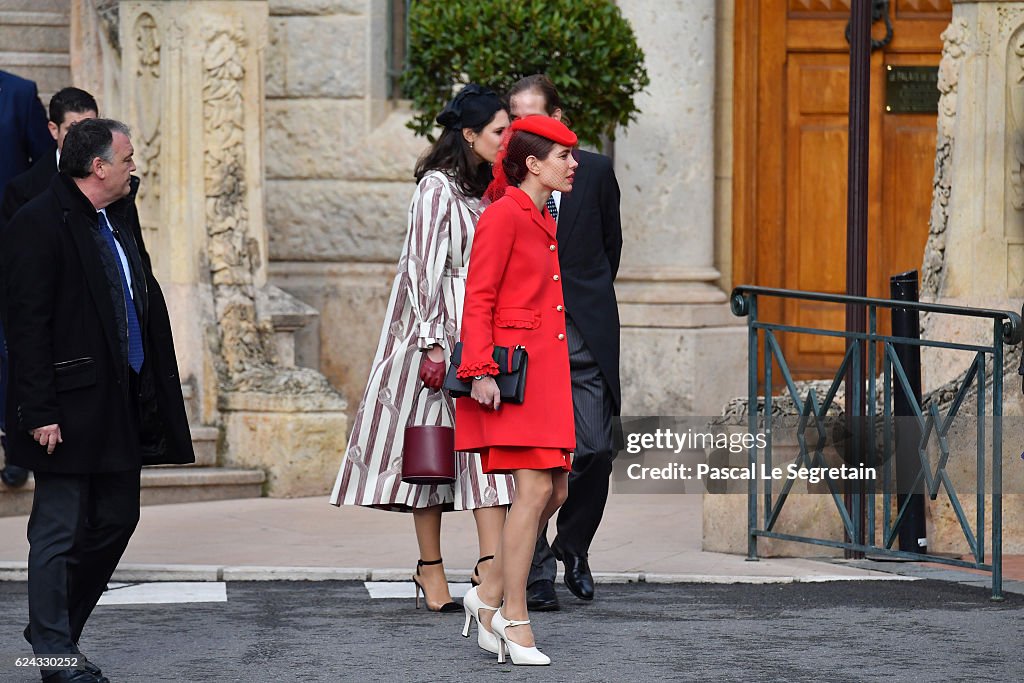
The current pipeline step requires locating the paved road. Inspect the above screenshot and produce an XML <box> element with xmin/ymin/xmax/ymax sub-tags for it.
<box><xmin>0</xmin><ymin>580</ymin><xmax>1020</xmax><ymax>682</ymax></box>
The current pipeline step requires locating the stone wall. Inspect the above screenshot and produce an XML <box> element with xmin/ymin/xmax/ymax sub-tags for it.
<box><xmin>266</xmin><ymin>1</ymin><xmax>746</xmax><ymax>426</ymax></box>
<box><xmin>109</xmin><ymin>0</ymin><xmax>349</xmax><ymax>497</ymax></box>
<box><xmin>613</xmin><ymin>0</ymin><xmax>746</xmax><ymax>418</ymax></box>
<box><xmin>0</xmin><ymin>0</ymin><xmax>70</xmax><ymax>101</ymax></box>
<box><xmin>264</xmin><ymin>0</ymin><xmax>427</xmax><ymax>425</ymax></box>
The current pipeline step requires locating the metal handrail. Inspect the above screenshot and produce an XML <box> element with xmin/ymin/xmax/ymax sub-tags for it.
<box><xmin>731</xmin><ymin>286</ymin><xmax>1021</xmax><ymax>600</ymax></box>
<box><xmin>730</xmin><ymin>286</ymin><xmax>1023</xmax><ymax>344</ymax></box>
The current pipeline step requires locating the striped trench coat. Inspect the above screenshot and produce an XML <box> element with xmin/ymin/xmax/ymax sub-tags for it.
<box><xmin>329</xmin><ymin>171</ymin><xmax>515</xmax><ymax>511</ymax></box>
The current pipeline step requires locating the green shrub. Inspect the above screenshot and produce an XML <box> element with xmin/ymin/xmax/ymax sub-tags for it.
<box><xmin>402</xmin><ymin>0</ymin><xmax>649</xmax><ymax>147</ymax></box>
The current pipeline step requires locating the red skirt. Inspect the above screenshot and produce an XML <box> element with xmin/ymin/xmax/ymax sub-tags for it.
<box><xmin>480</xmin><ymin>446</ymin><xmax>572</xmax><ymax>475</ymax></box>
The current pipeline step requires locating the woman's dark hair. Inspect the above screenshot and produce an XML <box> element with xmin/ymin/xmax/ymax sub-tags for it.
<box><xmin>413</xmin><ymin>115</ymin><xmax>501</xmax><ymax>198</ymax></box>
<box><xmin>501</xmin><ymin>130</ymin><xmax>557</xmax><ymax>187</ymax></box>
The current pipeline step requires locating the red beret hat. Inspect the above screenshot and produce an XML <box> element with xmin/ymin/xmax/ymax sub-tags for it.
<box><xmin>509</xmin><ymin>115</ymin><xmax>578</xmax><ymax>147</ymax></box>
<box><xmin>484</xmin><ymin>116</ymin><xmax>579</xmax><ymax>202</ymax></box>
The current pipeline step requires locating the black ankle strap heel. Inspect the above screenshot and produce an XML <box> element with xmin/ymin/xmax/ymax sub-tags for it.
<box><xmin>412</xmin><ymin>558</ymin><xmax>460</xmax><ymax>613</ymax></box>
<box><xmin>471</xmin><ymin>555</ymin><xmax>495</xmax><ymax>587</ymax></box>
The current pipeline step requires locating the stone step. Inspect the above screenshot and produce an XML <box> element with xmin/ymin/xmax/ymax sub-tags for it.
<box><xmin>0</xmin><ymin>51</ymin><xmax>70</xmax><ymax>100</ymax></box>
<box><xmin>0</xmin><ymin>0</ymin><xmax>68</xmax><ymax>12</ymax></box>
<box><xmin>0</xmin><ymin>2</ymin><xmax>71</xmax><ymax>100</ymax></box>
<box><xmin>190</xmin><ymin>425</ymin><xmax>219</xmax><ymax>467</ymax></box>
<box><xmin>0</xmin><ymin>467</ymin><xmax>266</xmax><ymax>517</ymax></box>
<box><xmin>0</xmin><ymin>22</ymin><xmax>69</xmax><ymax>55</ymax></box>
<box><xmin>0</xmin><ymin>11</ymin><xmax>70</xmax><ymax>28</ymax></box>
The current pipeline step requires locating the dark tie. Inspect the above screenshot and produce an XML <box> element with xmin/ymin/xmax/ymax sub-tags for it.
<box><xmin>97</xmin><ymin>212</ymin><xmax>144</xmax><ymax>373</ymax></box>
<box><xmin>545</xmin><ymin>194</ymin><xmax>558</xmax><ymax>222</ymax></box>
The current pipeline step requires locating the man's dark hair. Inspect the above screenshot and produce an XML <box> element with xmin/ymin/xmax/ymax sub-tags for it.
<box><xmin>59</xmin><ymin>118</ymin><xmax>131</xmax><ymax>179</ymax></box>
<box><xmin>49</xmin><ymin>87</ymin><xmax>98</xmax><ymax>126</ymax></box>
<box><xmin>507</xmin><ymin>75</ymin><xmax>562</xmax><ymax>116</ymax></box>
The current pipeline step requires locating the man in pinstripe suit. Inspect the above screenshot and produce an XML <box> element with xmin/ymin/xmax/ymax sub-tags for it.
<box><xmin>508</xmin><ymin>75</ymin><xmax>623</xmax><ymax>610</ymax></box>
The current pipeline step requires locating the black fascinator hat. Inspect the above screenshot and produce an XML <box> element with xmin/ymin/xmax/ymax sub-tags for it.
<box><xmin>435</xmin><ymin>84</ymin><xmax>503</xmax><ymax>130</ymax></box>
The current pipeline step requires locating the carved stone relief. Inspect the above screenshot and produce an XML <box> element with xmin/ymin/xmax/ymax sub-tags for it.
<box><xmin>1009</xmin><ymin>26</ymin><xmax>1024</xmax><ymax>212</ymax></box>
<box><xmin>96</xmin><ymin>0</ymin><xmax>120</xmax><ymax>53</ymax></box>
<box><xmin>201</xmin><ymin>18</ymin><xmax>336</xmax><ymax>396</ymax></box>
<box><xmin>1010</xmin><ymin>20</ymin><xmax>1024</xmax><ymax>298</ymax></box>
<box><xmin>202</xmin><ymin>21</ymin><xmax>271</xmax><ymax>383</ymax></box>
<box><xmin>922</xmin><ymin>17</ymin><xmax>969</xmax><ymax>298</ymax></box>
<box><xmin>997</xmin><ymin>5</ymin><xmax>1024</xmax><ymax>40</ymax></box>
<box><xmin>134</xmin><ymin>13</ymin><xmax>162</xmax><ymax>250</ymax></box>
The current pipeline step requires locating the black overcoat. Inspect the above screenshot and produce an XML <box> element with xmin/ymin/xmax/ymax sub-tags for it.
<box><xmin>556</xmin><ymin>149</ymin><xmax>623</xmax><ymax>412</ymax></box>
<box><xmin>0</xmin><ymin>151</ymin><xmax>56</xmax><ymax>229</ymax></box>
<box><xmin>0</xmin><ymin>173</ymin><xmax>194</xmax><ymax>473</ymax></box>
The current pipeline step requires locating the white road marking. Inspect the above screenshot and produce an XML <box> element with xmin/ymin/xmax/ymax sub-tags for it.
<box><xmin>97</xmin><ymin>581</ymin><xmax>228</xmax><ymax>605</ymax></box>
<box><xmin>364</xmin><ymin>581</ymin><xmax>470</xmax><ymax>599</ymax></box>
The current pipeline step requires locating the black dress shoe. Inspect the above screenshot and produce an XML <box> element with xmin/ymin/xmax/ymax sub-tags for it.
<box><xmin>1</xmin><ymin>464</ymin><xmax>29</xmax><ymax>487</ymax></box>
<box><xmin>526</xmin><ymin>579</ymin><xmax>560</xmax><ymax>611</ymax></box>
<box><xmin>552</xmin><ymin>545</ymin><xmax>595</xmax><ymax>600</ymax></box>
<box><xmin>42</xmin><ymin>669</ymin><xmax>108</xmax><ymax>682</ymax></box>
<box><xmin>24</xmin><ymin>625</ymin><xmax>103</xmax><ymax>678</ymax></box>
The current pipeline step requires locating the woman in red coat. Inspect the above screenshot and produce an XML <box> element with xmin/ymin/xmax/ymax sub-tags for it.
<box><xmin>456</xmin><ymin>115</ymin><xmax>579</xmax><ymax>665</ymax></box>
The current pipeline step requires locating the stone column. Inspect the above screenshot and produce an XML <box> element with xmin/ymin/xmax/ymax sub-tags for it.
<box><xmin>927</xmin><ymin>1</ymin><xmax>1024</xmax><ymax>310</ymax></box>
<box><xmin>921</xmin><ymin>1</ymin><xmax>1024</xmax><ymax>388</ymax></box>
<box><xmin>614</xmin><ymin>0</ymin><xmax>745</xmax><ymax>416</ymax></box>
<box><xmin>119</xmin><ymin>0</ymin><xmax>347</xmax><ymax>496</ymax></box>
<box><xmin>918</xmin><ymin>0</ymin><xmax>1024</xmax><ymax>554</ymax></box>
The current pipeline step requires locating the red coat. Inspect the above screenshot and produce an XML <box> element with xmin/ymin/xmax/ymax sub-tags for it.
<box><xmin>454</xmin><ymin>187</ymin><xmax>575</xmax><ymax>451</ymax></box>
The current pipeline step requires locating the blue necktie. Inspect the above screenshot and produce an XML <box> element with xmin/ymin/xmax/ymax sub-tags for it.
<box><xmin>546</xmin><ymin>195</ymin><xmax>558</xmax><ymax>222</ymax></box>
<box><xmin>97</xmin><ymin>213</ymin><xmax>144</xmax><ymax>373</ymax></box>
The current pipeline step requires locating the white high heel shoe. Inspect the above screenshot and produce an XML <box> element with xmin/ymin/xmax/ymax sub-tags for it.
<box><xmin>461</xmin><ymin>586</ymin><xmax>501</xmax><ymax>655</ymax></box>
<box><xmin>491</xmin><ymin>609</ymin><xmax>551</xmax><ymax>666</ymax></box>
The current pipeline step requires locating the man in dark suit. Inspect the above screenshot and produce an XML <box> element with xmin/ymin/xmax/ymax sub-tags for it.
<box><xmin>2</xmin><ymin>87</ymin><xmax>99</xmax><ymax>228</ymax></box>
<box><xmin>509</xmin><ymin>76</ymin><xmax>623</xmax><ymax>611</ymax></box>
<box><xmin>0</xmin><ymin>71</ymin><xmax>54</xmax><ymax>491</ymax></box>
<box><xmin>1</xmin><ymin>118</ymin><xmax>194</xmax><ymax>683</ymax></box>
<box><xmin>0</xmin><ymin>70</ymin><xmax>53</xmax><ymax>202</ymax></box>
<box><xmin>0</xmin><ymin>87</ymin><xmax>98</xmax><ymax>489</ymax></box>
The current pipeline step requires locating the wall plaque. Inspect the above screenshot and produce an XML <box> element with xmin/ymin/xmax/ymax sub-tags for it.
<box><xmin>885</xmin><ymin>65</ymin><xmax>939</xmax><ymax>114</ymax></box>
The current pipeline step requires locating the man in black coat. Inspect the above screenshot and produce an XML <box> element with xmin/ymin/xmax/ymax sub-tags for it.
<box><xmin>508</xmin><ymin>76</ymin><xmax>623</xmax><ymax>611</ymax></box>
<box><xmin>0</xmin><ymin>87</ymin><xmax>98</xmax><ymax>489</ymax></box>
<box><xmin>1</xmin><ymin>118</ymin><xmax>194</xmax><ymax>683</ymax></box>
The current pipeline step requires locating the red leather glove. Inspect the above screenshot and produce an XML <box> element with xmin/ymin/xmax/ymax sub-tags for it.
<box><xmin>419</xmin><ymin>355</ymin><xmax>446</xmax><ymax>390</ymax></box>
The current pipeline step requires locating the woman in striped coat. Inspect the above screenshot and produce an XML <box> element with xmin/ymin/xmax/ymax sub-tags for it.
<box><xmin>330</xmin><ymin>85</ymin><xmax>514</xmax><ymax>611</ymax></box>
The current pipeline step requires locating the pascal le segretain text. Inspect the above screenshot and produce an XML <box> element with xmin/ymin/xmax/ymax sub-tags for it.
<box><xmin>626</xmin><ymin>462</ymin><xmax>876</xmax><ymax>484</ymax></box>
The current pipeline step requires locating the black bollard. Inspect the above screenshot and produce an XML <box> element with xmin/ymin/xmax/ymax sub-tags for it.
<box><xmin>890</xmin><ymin>271</ymin><xmax>927</xmax><ymax>553</ymax></box>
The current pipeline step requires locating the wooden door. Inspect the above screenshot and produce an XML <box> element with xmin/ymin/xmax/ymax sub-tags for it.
<box><xmin>733</xmin><ymin>0</ymin><xmax>951</xmax><ymax>379</ymax></box>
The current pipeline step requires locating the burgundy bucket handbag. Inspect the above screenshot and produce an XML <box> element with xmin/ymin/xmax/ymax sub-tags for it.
<box><xmin>401</xmin><ymin>387</ymin><xmax>456</xmax><ymax>485</ymax></box>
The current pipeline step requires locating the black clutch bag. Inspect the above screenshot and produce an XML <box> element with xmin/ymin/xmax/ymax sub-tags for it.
<box><xmin>443</xmin><ymin>342</ymin><xmax>528</xmax><ymax>404</ymax></box>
